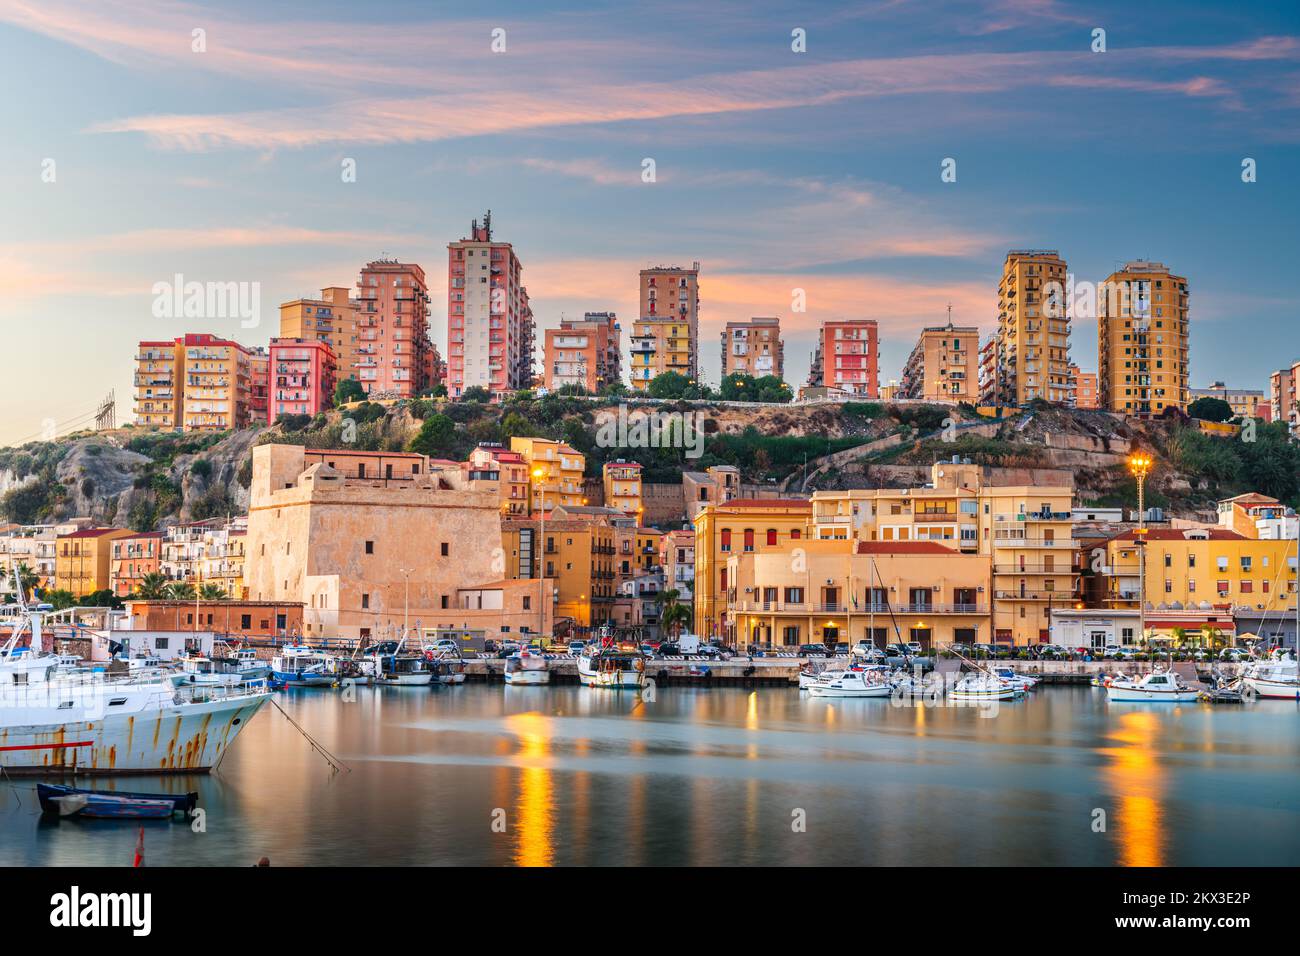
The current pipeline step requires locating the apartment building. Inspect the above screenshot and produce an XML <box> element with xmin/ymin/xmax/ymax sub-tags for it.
<box><xmin>807</xmin><ymin>319</ymin><xmax>878</xmax><ymax>397</ymax></box>
<box><xmin>720</xmin><ymin>316</ymin><xmax>783</xmax><ymax>380</ymax></box>
<box><xmin>468</xmin><ymin>443</ymin><xmax>530</xmax><ymax>516</ymax></box>
<box><xmin>109</xmin><ymin>531</ymin><xmax>163</xmax><ymax>597</ymax></box>
<box><xmin>1071</xmin><ymin>365</ymin><xmax>1099</xmax><ymax>409</ymax></box>
<box><xmin>0</xmin><ymin>524</ymin><xmax>60</xmax><ymax>595</ymax></box>
<box><xmin>510</xmin><ymin>437</ymin><xmax>586</xmax><ymax>512</ymax></box>
<box><xmin>269</xmin><ymin>337</ymin><xmax>337</xmax><ymax>420</ymax></box>
<box><xmin>180</xmin><ymin>333</ymin><xmax>253</xmax><ymax>431</ymax></box>
<box><xmin>982</xmin><ymin>250</ymin><xmax>1072</xmax><ymax>405</ymax></box>
<box><xmin>628</xmin><ymin>263</ymin><xmax>701</xmax><ymax>390</ymax></box>
<box><xmin>661</xmin><ymin>529</ymin><xmax>695</xmax><ymax>603</ymax></box>
<box><xmin>134</xmin><ymin>339</ymin><xmax>185</xmax><ymax>428</ymax></box>
<box><xmin>501</xmin><ymin>514</ymin><xmax>618</xmax><ymax>628</ymax></box>
<box><xmin>1216</xmin><ymin>493</ymin><xmax>1298</xmax><ymax>540</ymax></box>
<box><xmin>55</xmin><ymin>527</ymin><xmax>135</xmax><ymax>596</ymax></box>
<box><xmin>543</xmin><ymin>311</ymin><xmax>621</xmax><ymax>392</ymax></box>
<box><xmin>278</xmin><ymin>286</ymin><xmax>360</xmax><ymax>382</ymax></box>
<box><xmin>683</xmin><ymin>465</ymin><xmax>741</xmax><ymax>522</ymax></box>
<box><xmin>447</xmin><ymin>212</ymin><xmax>534</xmax><ymax>399</ymax></box>
<box><xmin>602</xmin><ymin>460</ymin><xmax>643</xmax><ymax>524</ymax></box>
<box><xmin>248</xmin><ymin>349</ymin><xmax>269</xmax><ymax>427</ymax></box>
<box><xmin>1097</xmin><ymin>260</ymin><xmax>1190</xmax><ymax>417</ymax></box>
<box><xmin>355</xmin><ymin>259</ymin><xmax>432</xmax><ymax>399</ymax></box>
<box><xmin>1189</xmin><ymin>382</ymin><xmax>1267</xmax><ymax>420</ymax></box>
<box><xmin>1269</xmin><ymin>361</ymin><xmax>1299</xmax><ymax>434</ymax></box>
<box><xmin>898</xmin><ymin>318</ymin><xmax>979</xmax><ymax>402</ymax></box>
<box><xmin>1100</xmin><ymin>528</ymin><xmax>1297</xmax><ymax>614</ymax></box>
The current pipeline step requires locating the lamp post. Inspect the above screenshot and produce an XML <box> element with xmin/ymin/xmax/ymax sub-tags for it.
<box><xmin>398</xmin><ymin>567</ymin><xmax>413</xmax><ymax>646</ymax></box>
<box><xmin>1128</xmin><ymin>452</ymin><xmax>1154</xmax><ymax>659</ymax></box>
<box><xmin>532</xmin><ymin>467</ymin><xmax>547</xmax><ymax>581</ymax></box>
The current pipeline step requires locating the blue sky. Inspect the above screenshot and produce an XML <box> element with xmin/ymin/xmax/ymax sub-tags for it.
<box><xmin>1</xmin><ymin>0</ymin><xmax>1297</xmax><ymax>442</ymax></box>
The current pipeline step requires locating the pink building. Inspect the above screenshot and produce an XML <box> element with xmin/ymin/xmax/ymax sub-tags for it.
<box><xmin>447</xmin><ymin>211</ymin><xmax>535</xmax><ymax>399</ymax></box>
<box><xmin>356</xmin><ymin>259</ymin><xmax>431</xmax><ymax>398</ymax></box>
<box><xmin>248</xmin><ymin>348</ymin><xmax>269</xmax><ymax>426</ymax></box>
<box><xmin>808</xmin><ymin>319</ymin><xmax>878</xmax><ymax>397</ymax></box>
<box><xmin>269</xmin><ymin>337</ymin><xmax>337</xmax><ymax>420</ymax></box>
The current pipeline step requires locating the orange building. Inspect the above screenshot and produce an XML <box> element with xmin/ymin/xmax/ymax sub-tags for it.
<box><xmin>720</xmin><ymin>316</ymin><xmax>783</xmax><ymax>380</ymax></box>
<box><xmin>808</xmin><ymin>319</ymin><xmax>878</xmax><ymax>397</ymax></box>
<box><xmin>631</xmin><ymin>263</ymin><xmax>701</xmax><ymax>388</ymax></box>
<box><xmin>1097</xmin><ymin>260</ymin><xmax>1190</xmax><ymax>417</ymax></box>
<box><xmin>544</xmin><ymin>312</ymin><xmax>622</xmax><ymax>392</ymax></box>
<box><xmin>356</xmin><ymin>259</ymin><xmax>431</xmax><ymax>398</ymax></box>
<box><xmin>987</xmin><ymin>249</ymin><xmax>1071</xmax><ymax>405</ymax></box>
<box><xmin>1071</xmin><ymin>364</ymin><xmax>1099</xmax><ymax>408</ymax></box>
<box><xmin>898</xmin><ymin>317</ymin><xmax>979</xmax><ymax>401</ymax></box>
<box><xmin>468</xmin><ymin>443</ymin><xmax>531</xmax><ymax>516</ymax></box>
<box><xmin>110</xmin><ymin>531</ymin><xmax>163</xmax><ymax>597</ymax></box>
<box><xmin>55</xmin><ymin>527</ymin><xmax>135</xmax><ymax>596</ymax></box>
<box><xmin>279</xmin><ymin>286</ymin><xmax>359</xmax><ymax>384</ymax></box>
<box><xmin>123</xmin><ymin>599</ymin><xmax>304</xmax><ymax>637</ymax></box>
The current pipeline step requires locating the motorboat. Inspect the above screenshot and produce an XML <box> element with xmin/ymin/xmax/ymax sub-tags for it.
<box><xmin>332</xmin><ymin>656</ymin><xmax>377</xmax><ymax>685</ymax></box>
<box><xmin>504</xmin><ymin>650</ymin><xmax>550</xmax><ymax>686</ymax></box>
<box><xmin>175</xmin><ymin>655</ymin><xmax>242</xmax><ymax>686</ymax></box>
<box><xmin>366</xmin><ymin>641</ymin><xmax>434</xmax><ymax>686</ymax></box>
<box><xmin>577</xmin><ymin>643</ymin><xmax>646</xmax><ymax>690</ymax></box>
<box><xmin>807</xmin><ymin>668</ymin><xmax>891</xmax><ymax>698</ymax></box>
<box><xmin>949</xmin><ymin>673</ymin><xmax>1018</xmax><ymax>702</ymax></box>
<box><xmin>216</xmin><ymin>646</ymin><xmax>271</xmax><ymax>681</ymax></box>
<box><xmin>991</xmin><ymin>667</ymin><xmax>1037</xmax><ymax>691</ymax></box>
<box><xmin>38</xmin><ymin>783</ymin><xmax>198</xmax><ymax>819</ymax></box>
<box><xmin>1242</xmin><ymin>659</ymin><xmax>1299</xmax><ymax>700</ymax></box>
<box><xmin>1105</xmin><ymin>669</ymin><xmax>1202</xmax><ymax>702</ymax></box>
<box><xmin>270</xmin><ymin>645</ymin><xmax>336</xmax><ymax>686</ymax></box>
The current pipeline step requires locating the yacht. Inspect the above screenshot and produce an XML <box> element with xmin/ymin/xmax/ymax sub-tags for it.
<box><xmin>991</xmin><ymin>667</ymin><xmax>1038</xmax><ymax>691</ymax></box>
<box><xmin>1242</xmin><ymin>658</ymin><xmax>1299</xmax><ymax>700</ymax></box>
<box><xmin>1105</xmin><ymin>670</ymin><xmax>1202</xmax><ymax>702</ymax></box>
<box><xmin>503</xmin><ymin>650</ymin><xmax>550</xmax><ymax>686</ymax></box>
<box><xmin>366</xmin><ymin>641</ymin><xmax>434</xmax><ymax>686</ymax></box>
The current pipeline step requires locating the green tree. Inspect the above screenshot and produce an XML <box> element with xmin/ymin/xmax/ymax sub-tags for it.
<box><xmin>754</xmin><ymin>375</ymin><xmax>792</xmax><ymax>404</ymax></box>
<box><xmin>720</xmin><ymin>373</ymin><xmax>756</xmax><ymax>401</ymax></box>
<box><xmin>647</xmin><ymin>371</ymin><xmax>691</xmax><ymax>399</ymax></box>
<box><xmin>199</xmin><ymin>582</ymin><xmax>229</xmax><ymax>601</ymax></box>
<box><xmin>11</xmin><ymin>562</ymin><xmax>38</xmax><ymax>603</ymax></box>
<box><xmin>459</xmin><ymin>385</ymin><xmax>491</xmax><ymax>403</ymax></box>
<box><xmin>408</xmin><ymin>414</ymin><xmax>457</xmax><ymax>457</ymax></box>
<box><xmin>45</xmin><ymin>589</ymin><xmax>76</xmax><ymax>610</ymax></box>
<box><xmin>134</xmin><ymin>571</ymin><xmax>169</xmax><ymax>600</ymax></box>
<box><xmin>655</xmin><ymin>588</ymin><xmax>692</xmax><ymax>640</ymax></box>
<box><xmin>166</xmin><ymin>581</ymin><xmax>196</xmax><ymax>600</ymax></box>
<box><xmin>334</xmin><ymin>377</ymin><xmax>366</xmax><ymax>405</ymax></box>
<box><xmin>1187</xmin><ymin>396</ymin><xmax>1234</xmax><ymax>423</ymax></box>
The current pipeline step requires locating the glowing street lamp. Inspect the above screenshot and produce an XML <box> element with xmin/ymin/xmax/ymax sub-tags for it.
<box><xmin>1127</xmin><ymin>451</ymin><xmax>1155</xmax><ymax>652</ymax></box>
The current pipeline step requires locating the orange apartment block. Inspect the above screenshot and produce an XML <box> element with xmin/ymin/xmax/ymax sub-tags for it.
<box><xmin>468</xmin><ymin>443</ymin><xmax>531</xmax><ymax>516</ymax></box>
<box><xmin>110</xmin><ymin>531</ymin><xmax>163</xmax><ymax>597</ymax></box>
<box><xmin>1098</xmin><ymin>260</ymin><xmax>1190</xmax><ymax>417</ymax></box>
<box><xmin>356</xmin><ymin>259</ymin><xmax>432</xmax><ymax>398</ymax></box>
<box><xmin>1071</xmin><ymin>364</ymin><xmax>1099</xmax><ymax>409</ymax></box>
<box><xmin>544</xmin><ymin>311</ymin><xmax>622</xmax><ymax>392</ymax></box>
<box><xmin>720</xmin><ymin>316</ymin><xmax>784</xmax><ymax>380</ymax></box>
<box><xmin>898</xmin><ymin>318</ymin><xmax>979</xmax><ymax>401</ymax></box>
<box><xmin>603</xmin><ymin>460</ymin><xmax>643</xmax><ymax>524</ymax></box>
<box><xmin>135</xmin><ymin>334</ymin><xmax>254</xmax><ymax>432</ymax></box>
<box><xmin>985</xmin><ymin>250</ymin><xmax>1071</xmax><ymax>405</ymax></box>
<box><xmin>279</xmin><ymin>286</ymin><xmax>360</xmax><ymax>384</ymax></box>
<box><xmin>631</xmin><ymin>263</ymin><xmax>701</xmax><ymax>389</ymax></box>
<box><xmin>807</xmin><ymin>319</ymin><xmax>878</xmax><ymax>397</ymax></box>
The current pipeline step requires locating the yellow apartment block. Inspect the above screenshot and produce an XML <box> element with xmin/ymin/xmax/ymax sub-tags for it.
<box><xmin>898</xmin><ymin>320</ymin><xmax>980</xmax><ymax>402</ymax></box>
<box><xmin>510</xmin><ymin>436</ymin><xmax>586</xmax><ymax>511</ymax></box>
<box><xmin>725</xmin><ymin>538</ymin><xmax>991</xmax><ymax>649</ymax></box>
<box><xmin>602</xmin><ymin>459</ymin><xmax>643</xmax><ymax>524</ymax></box>
<box><xmin>55</xmin><ymin>528</ymin><xmax>135</xmax><ymax>596</ymax></box>
<box><xmin>1097</xmin><ymin>260</ymin><xmax>1190</xmax><ymax>417</ymax></box>
<box><xmin>985</xmin><ymin>250</ymin><xmax>1071</xmax><ymax>405</ymax></box>
<box><xmin>502</xmin><ymin>516</ymin><xmax>617</xmax><ymax>627</ymax></box>
<box><xmin>134</xmin><ymin>339</ymin><xmax>185</xmax><ymax>428</ymax></box>
<box><xmin>629</xmin><ymin>318</ymin><xmax>693</xmax><ymax>390</ymax></box>
<box><xmin>279</xmin><ymin>286</ymin><xmax>360</xmax><ymax>382</ymax></box>
<box><xmin>1102</xmin><ymin>528</ymin><xmax>1297</xmax><ymax>613</ymax></box>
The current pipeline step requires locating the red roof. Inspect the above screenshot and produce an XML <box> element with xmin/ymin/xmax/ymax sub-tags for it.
<box><xmin>1112</xmin><ymin>529</ymin><xmax>1245</xmax><ymax>542</ymax></box>
<box><xmin>62</xmin><ymin>528</ymin><xmax>128</xmax><ymax>539</ymax></box>
<box><xmin>856</xmin><ymin>541</ymin><xmax>960</xmax><ymax>555</ymax></box>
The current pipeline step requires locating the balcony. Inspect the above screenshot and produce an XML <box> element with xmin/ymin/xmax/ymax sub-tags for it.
<box><xmin>994</xmin><ymin>590</ymin><xmax>1066</xmax><ymax>602</ymax></box>
<box><xmin>1020</xmin><ymin>511</ymin><xmax>1071</xmax><ymax>521</ymax></box>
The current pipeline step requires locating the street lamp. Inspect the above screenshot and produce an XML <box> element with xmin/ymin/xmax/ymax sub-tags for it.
<box><xmin>1128</xmin><ymin>452</ymin><xmax>1154</xmax><ymax>655</ymax></box>
<box><xmin>532</xmin><ymin>467</ymin><xmax>547</xmax><ymax>580</ymax></box>
<box><xmin>398</xmin><ymin>567</ymin><xmax>413</xmax><ymax>646</ymax></box>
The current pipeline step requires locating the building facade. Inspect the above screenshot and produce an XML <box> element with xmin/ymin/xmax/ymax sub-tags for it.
<box><xmin>510</xmin><ymin>437</ymin><xmax>586</xmax><ymax>512</ymax></box>
<box><xmin>1190</xmin><ymin>382</ymin><xmax>1267</xmax><ymax>420</ymax></box>
<box><xmin>278</xmin><ymin>286</ymin><xmax>359</xmax><ymax>383</ymax></box>
<box><xmin>720</xmin><ymin>316</ymin><xmax>783</xmax><ymax>380</ymax></box>
<box><xmin>1097</xmin><ymin>260</ymin><xmax>1190</xmax><ymax>417</ymax></box>
<box><xmin>447</xmin><ymin>212</ymin><xmax>534</xmax><ymax>399</ymax></box>
<box><xmin>109</xmin><ymin>531</ymin><xmax>163</xmax><ymax>597</ymax></box>
<box><xmin>55</xmin><ymin>527</ymin><xmax>135</xmax><ymax>596</ymax></box>
<box><xmin>630</xmin><ymin>263</ymin><xmax>700</xmax><ymax>389</ymax></box>
<box><xmin>985</xmin><ymin>250</ymin><xmax>1071</xmax><ymax>405</ymax></box>
<box><xmin>468</xmin><ymin>443</ymin><xmax>530</xmax><ymax>516</ymax></box>
<box><xmin>1269</xmin><ymin>361</ymin><xmax>1299</xmax><ymax>434</ymax></box>
<box><xmin>543</xmin><ymin>311</ymin><xmax>621</xmax><ymax>392</ymax></box>
<box><xmin>807</xmin><ymin>319</ymin><xmax>878</xmax><ymax>397</ymax></box>
<box><xmin>898</xmin><ymin>319</ymin><xmax>979</xmax><ymax>402</ymax></box>
<box><xmin>1071</xmin><ymin>365</ymin><xmax>1099</xmax><ymax>409</ymax></box>
<box><xmin>269</xmin><ymin>337</ymin><xmax>337</xmax><ymax>421</ymax></box>
<box><xmin>602</xmin><ymin>460</ymin><xmax>643</xmax><ymax>524</ymax></box>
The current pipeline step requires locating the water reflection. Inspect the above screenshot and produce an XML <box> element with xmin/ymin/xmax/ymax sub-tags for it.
<box><xmin>505</xmin><ymin>712</ymin><xmax>553</xmax><ymax>867</ymax></box>
<box><xmin>1099</xmin><ymin>709</ymin><xmax>1168</xmax><ymax>867</ymax></box>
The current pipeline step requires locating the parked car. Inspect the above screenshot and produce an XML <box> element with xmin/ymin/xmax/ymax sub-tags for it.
<box><xmin>905</xmin><ymin>642</ymin><xmax>925</xmax><ymax>656</ymax></box>
<box><xmin>798</xmin><ymin>643</ymin><xmax>831</xmax><ymax>657</ymax></box>
<box><xmin>1220</xmin><ymin>647</ymin><xmax>1251</xmax><ymax>662</ymax></box>
<box><xmin>497</xmin><ymin>639</ymin><xmax>523</xmax><ymax>658</ymax></box>
<box><xmin>970</xmin><ymin>643</ymin><xmax>998</xmax><ymax>658</ymax></box>
<box><xmin>567</xmin><ymin>640</ymin><xmax>586</xmax><ymax>656</ymax></box>
<box><xmin>428</xmin><ymin>638</ymin><xmax>460</xmax><ymax>655</ymax></box>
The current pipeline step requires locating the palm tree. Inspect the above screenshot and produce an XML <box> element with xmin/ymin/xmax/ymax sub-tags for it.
<box><xmin>655</xmin><ymin>588</ymin><xmax>693</xmax><ymax>640</ymax></box>
<box><xmin>134</xmin><ymin>572</ymin><xmax>169</xmax><ymax>600</ymax></box>
<box><xmin>12</xmin><ymin>562</ymin><xmax>38</xmax><ymax>603</ymax></box>
<box><xmin>166</xmin><ymin>581</ymin><xmax>196</xmax><ymax>601</ymax></box>
<box><xmin>198</xmin><ymin>582</ymin><xmax>228</xmax><ymax>601</ymax></box>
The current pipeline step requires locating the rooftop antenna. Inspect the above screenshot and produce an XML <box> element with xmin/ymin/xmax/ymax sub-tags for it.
<box><xmin>483</xmin><ymin>209</ymin><xmax>492</xmax><ymax>240</ymax></box>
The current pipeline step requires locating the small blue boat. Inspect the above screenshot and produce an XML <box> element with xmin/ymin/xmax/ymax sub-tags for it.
<box><xmin>37</xmin><ymin>783</ymin><xmax>198</xmax><ymax>819</ymax></box>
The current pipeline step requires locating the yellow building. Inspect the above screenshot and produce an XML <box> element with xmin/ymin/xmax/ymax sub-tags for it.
<box><xmin>898</xmin><ymin>316</ymin><xmax>980</xmax><ymax>402</ymax></box>
<box><xmin>1190</xmin><ymin>382</ymin><xmax>1266</xmax><ymax>420</ymax></box>
<box><xmin>1098</xmin><ymin>260</ymin><xmax>1190</xmax><ymax>417</ymax></box>
<box><xmin>602</xmin><ymin>460</ymin><xmax>643</xmax><ymax>524</ymax></box>
<box><xmin>1102</xmin><ymin>528</ymin><xmax>1297</xmax><ymax>613</ymax></box>
<box><xmin>468</xmin><ymin>443</ymin><xmax>531</xmax><ymax>516</ymax></box>
<box><xmin>279</xmin><ymin>286</ymin><xmax>360</xmax><ymax>384</ymax></box>
<box><xmin>725</xmin><ymin>537</ymin><xmax>991</xmax><ymax>649</ymax></box>
<box><xmin>180</xmin><ymin>333</ymin><xmax>253</xmax><ymax>431</ymax></box>
<box><xmin>502</xmin><ymin>515</ymin><xmax>617</xmax><ymax>628</ymax></box>
<box><xmin>636</xmin><ymin>527</ymin><xmax>663</xmax><ymax>572</ymax></box>
<box><xmin>629</xmin><ymin>318</ymin><xmax>693</xmax><ymax>391</ymax></box>
<box><xmin>134</xmin><ymin>339</ymin><xmax>185</xmax><ymax>429</ymax></box>
<box><xmin>55</xmin><ymin>528</ymin><xmax>135</xmax><ymax>596</ymax></box>
<box><xmin>983</xmin><ymin>250</ymin><xmax>1071</xmax><ymax>405</ymax></box>
<box><xmin>807</xmin><ymin>461</ymin><xmax>1076</xmax><ymax>645</ymax></box>
<box><xmin>510</xmin><ymin>437</ymin><xmax>586</xmax><ymax>512</ymax></box>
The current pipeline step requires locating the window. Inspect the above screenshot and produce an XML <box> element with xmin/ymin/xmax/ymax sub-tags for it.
<box><xmin>743</xmin><ymin>529</ymin><xmax>754</xmax><ymax>552</ymax></box>
<box><xmin>766</xmin><ymin>529</ymin><xmax>777</xmax><ymax>546</ymax></box>
<box><xmin>241</xmin><ymin>614</ymin><xmax>251</xmax><ymax>629</ymax></box>
<box><xmin>1164</xmin><ymin>554</ymin><xmax>1171</xmax><ymax>568</ymax></box>
<box><xmin>156</xmin><ymin>638</ymin><xmax>169</xmax><ymax>650</ymax></box>
<box><xmin>441</xmin><ymin>543</ymin><xmax>450</xmax><ymax>557</ymax></box>
<box><xmin>1240</xmin><ymin>581</ymin><xmax>1253</xmax><ymax>593</ymax></box>
<box><xmin>440</xmin><ymin>595</ymin><xmax>449</xmax><ymax>609</ymax></box>
<box><xmin>365</xmin><ymin>541</ymin><xmax>374</xmax><ymax>554</ymax></box>
<box><xmin>523</xmin><ymin>596</ymin><xmax>531</xmax><ymax>610</ymax></box>
<box><xmin>784</xmin><ymin>587</ymin><xmax>804</xmax><ymax>604</ymax></box>
<box><xmin>720</xmin><ymin>529</ymin><xmax>731</xmax><ymax>552</ymax></box>
<box><xmin>791</xmin><ymin>528</ymin><xmax>801</xmax><ymax>539</ymax></box>
<box><xmin>362</xmin><ymin>593</ymin><xmax>370</xmax><ymax>609</ymax></box>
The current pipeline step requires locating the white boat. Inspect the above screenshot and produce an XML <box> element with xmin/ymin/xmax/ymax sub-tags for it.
<box><xmin>271</xmin><ymin>645</ymin><xmax>336</xmax><ymax>686</ymax></box>
<box><xmin>0</xmin><ymin>663</ymin><xmax>270</xmax><ymax>775</ymax></box>
<box><xmin>577</xmin><ymin>644</ymin><xmax>646</xmax><ymax>690</ymax></box>
<box><xmin>950</xmin><ymin>673</ymin><xmax>1018</xmax><ymax>702</ymax></box>
<box><xmin>992</xmin><ymin>667</ymin><xmax>1037</xmax><ymax>691</ymax></box>
<box><xmin>1105</xmin><ymin>670</ymin><xmax>1202</xmax><ymax>702</ymax></box>
<box><xmin>798</xmin><ymin>660</ymin><xmax>840</xmax><ymax>690</ymax></box>
<box><xmin>1243</xmin><ymin>659</ymin><xmax>1299</xmax><ymax>700</ymax></box>
<box><xmin>364</xmin><ymin>640</ymin><xmax>434</xmax><ymax>686</ymax></box>
<box><xmin>807</xmin><ymin>668</ymin><xmax>891</xmax><ymax>698</ymax></box>
<box><xmin>427</xmin><ymin>652</ymin><xmax>467</xmax><ymax>685</ymax></box>
<box><xmin>176</xmin><ymin>655</ymin><xmax>241</xmax><ymax>686</ymax></box>
<box><xmin>504</xmin><ymin>651</ymin><xmax>550</xmax><ymax>686</ymax></box>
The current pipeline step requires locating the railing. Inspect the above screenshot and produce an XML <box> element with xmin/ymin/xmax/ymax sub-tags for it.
<box><xmin>993</xmin><ymin>564</ymin><xmax>1066</xmax><ymax>574</ymax></box>
<box><xmin>994</xmin><ymin>590</ymin><xmax>1062</xmax><ymax>601</ymax></box>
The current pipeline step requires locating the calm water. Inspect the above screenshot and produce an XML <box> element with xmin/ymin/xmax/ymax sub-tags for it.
<box><xmin>3</xmin><ymin>683</ymin><xmax>1299</xmax><ymax>866</ymax></box>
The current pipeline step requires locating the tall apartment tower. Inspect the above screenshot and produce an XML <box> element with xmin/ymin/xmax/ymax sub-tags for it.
<box><xmin>807</xmin><ymin>319</ymin><xmax>878</xmax><ymax>397</ymax></box>
<box><xmin>631</xmin><ymin>263</ymin><xmax>700</xmax><ymax>389</ymax></box>
<box><xmin>279</xmin><ymin>287</ymin><xmax>359</xmax><ymax>383</ymax></box>
<box><xmin>544</xmin><ymin>311</ymin><xmax>622</xmax><ymax>392</ymax></box>
<box><xmin>1097</xmin><ymin>260</ymin><xmax>1190</xmax><ymax>417</ymax></box>
<box><xmin>720</xmin><ymin>316</ymin><xmax>783</xmax><ymax>380</ymax></box>
<box><xmin>1269</xmin><ymin>360</ymin><xmax>1299</xmax><ymax>434</ymax></box>
<box><xmin>447</xmin><ymin>212</ymin><xmax>535</xmax><ymax>399</ymax></box>
<box><xmin>354</xmin><ymin>260</ymin><xmax>431</xmax><ymax>399</ymax></box>
<box><xmin>898</xmin><ymin>312</ymin><xmax>979</xmax><ymax>401</ymax></box>
<box><xmin>989</xmin><ymin>250</ymin><xmax>1071</xmax><ymax>405</ymax></box>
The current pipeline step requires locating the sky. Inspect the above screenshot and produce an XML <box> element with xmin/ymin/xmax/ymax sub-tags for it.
<box><xmin>1</xmin><ymin>0</ymin><xmax>1298</xmax><ymax>444</ymax></box>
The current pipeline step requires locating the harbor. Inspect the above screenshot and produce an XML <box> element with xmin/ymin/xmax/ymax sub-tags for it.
<box><xmin>3</xmin><ymin>681</ymin><xmax>1299</xmax><ymax>867</ymax></box>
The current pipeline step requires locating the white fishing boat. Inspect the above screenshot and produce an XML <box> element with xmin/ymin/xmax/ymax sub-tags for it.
<box><xmin>991</xmin><ymin>666</ymin><xmax>1037</xmax><ymax>691</ymax></box>
<box><xmin>577</xmin><ymin>643</ymin><xmax>646</xmax><ymax>690</ymax></box>
<box><xmin>365</xmin><ymin>640</ymin><xmax>434</xmax><ymax>686</ymax></box>
<box><xmin>176</xmin><ymin>654</ymin><xmax>241</xmax><ymax>686</ymax></box>
<box><xmin>504</xmin><ymin>650</ymin><xmax>550</xmax><ymax>686</ymax></box>
<box><xmin>271</xmin><ymin>645</ymin><xmax>336</xmax><ymax>686</ymax></box>
<box><xmin>1105</xmin><ymin>669</ymin><xmax>1202</xmax><ymax>702</ymax></box>
<box><xmin>950</xmin><ymin>673</ymin><xmax>1018</xmax><ymax>702</ymax></box>
<box><xmin>218</xmin><ymin>646</ymin><xmax>271</xmax><ymax>681</ymax></box>
<box><xmin>426</xmin><ymin>651</ymin><xmax>467</xmax><ymax>685</ymax></box>
<box><xmin>798</xmin><ymin>660</ymin><xmax>840</xmax><ymax>690</ymax></box>
<box><xmin>807</xmin><ymin>667</ymin><xmax>891</xmax><ymax>698</ymax></box>
<box><xmin>1242</xmin><ymin>659</ymin><xmax>1299</xmax><ymax>700</ymax></box>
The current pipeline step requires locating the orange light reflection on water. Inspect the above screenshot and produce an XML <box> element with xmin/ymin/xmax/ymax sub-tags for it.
<box><xmin>1099</xmin><ymin>709</ymin><xmax>1168</xmax><ymax>867</ymax></box>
